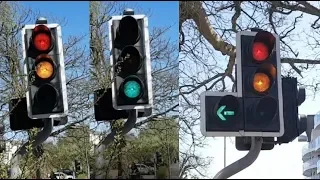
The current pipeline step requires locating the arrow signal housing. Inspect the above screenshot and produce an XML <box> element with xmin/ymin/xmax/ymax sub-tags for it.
<box><xmin>201</xmin><ymin>91</ymin><xmax>245</xmax><ymax>137</ymax></box>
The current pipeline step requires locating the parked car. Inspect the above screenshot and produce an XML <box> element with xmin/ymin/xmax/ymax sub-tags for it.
<box><xmin>52</xmin><ymin>171</ymin><xmax>74</xmax><ymax>179</ymax></box>
<box><xmin>135</xmin><ymin>164</ymin><xmax>154</xmax><ymax>175</ymax></box>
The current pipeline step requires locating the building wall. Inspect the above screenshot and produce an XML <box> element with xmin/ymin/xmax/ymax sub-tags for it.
<box><xmin>0</xmin><ymin>141</ymin><xmax>20</xmax><ymax>165</ymax></box>
<box><xmin>302</xmin><ymin>114</ymin><xmax>320</xmax><ymax>179</ymax></box>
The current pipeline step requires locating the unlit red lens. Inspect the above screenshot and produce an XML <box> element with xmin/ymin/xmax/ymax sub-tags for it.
<box><xmin>36</xmin><ymin>61</ymin><xmax>54</xmax><ymax>79</ymax></box>
<box><xmin>252</xmin><ymin>42</ymin><xmax>269</xmax><ymax>61</ymax></box>
<box><xmin>34</xmin><ymin>33</ymin><xmax>51</xmax><ymax>51</ymax></box>
<box><xmin>253</xmin><ymin>73</ymin><xmax>270</xmax><ymax>93</ymax></box>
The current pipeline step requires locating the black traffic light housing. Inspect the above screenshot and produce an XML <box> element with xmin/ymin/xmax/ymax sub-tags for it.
<box><xmin>75</xmin><ymin>160</ymin><xmax>81</xmax><ymax>172</ymax></box>
<box><xmin>94</xmin><ymin>88</ymin><xmax>152</xmax><ymax>121</ymax></box>
<box><xmin>0</xmin><ymin>123</ymin><xmax>4</xmax><ymax>153</ymax></box>
<box><xmin>236</xmin><ymin>30</ymin><xmax>284</xmax><ymax>137</ymax></box>
<box><xmin>236</xmin><ymin>77</ymin><xmax>307</xmax><ymax>150</ymax></box>
<box><xmin>200</xmin><ymin>30</ymin><xmax>283</xmax><ymax>137</ymax></box>
<box><xmin>22</xmin><ymin>23</ymin><xmax>68</xmax><ymax>119</ymax></box>
<box><xmin>9</xmin><ymin>97</ymin><xmax>67</xmax><ymax>131</ymax></box>
<box><xmin>200</xmin><ymin>93</ymin><xmax>244</xmax><ymax>136</ymax></box>
<box><xmin>155</xmin><ymin>152</ymin><xmax>162</xmax><ymax>165</ymax></box>
<box><xmin>276</xmin><ymin>77</ymin><xmax>303</xmax><ymax>144</ymax></box>
<box><xmin>109</xmin><ymin>14</ymin><xmax>153</xmax><ymax>110</ymax></box>
<box><xmin>236</xmin><ymin>137</ymin><xmax>274</xmax><ymax>151</ymax></box>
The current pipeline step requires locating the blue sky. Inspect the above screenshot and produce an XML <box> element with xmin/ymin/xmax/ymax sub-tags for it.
<box><xmin>125</xmin><ymin>1</ymin><xmax>178</xmax><ymax>41</ymax></box>
<box><xmin>21</xmin><ymin>1</ymin><xmax>178</xmax><ymax>47</ymax></box>
<box><xmin>21</xmin><ymin>1</ymin><xmax>89</xmax><ymax>48</ymax></box>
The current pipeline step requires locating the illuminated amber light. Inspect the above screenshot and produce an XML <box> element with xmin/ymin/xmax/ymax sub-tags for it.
<box><xmin>36</xmin><ymin>61</ymin><xmax>54</xmax><ymax>79</ymax></box>
<box><xmin>253</xmin><ymin>73</ymin><xmax>271</xmax><ymax>93</ymax></box>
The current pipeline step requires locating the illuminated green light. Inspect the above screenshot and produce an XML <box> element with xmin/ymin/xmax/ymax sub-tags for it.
<box><xmin>123</xmin><ymin>80</ymin><xmax>141</xmax><ymax>98</ymax></box>
<box><xmin>217</xmin><ymin>105</ymin><xmax>235</xmax><ymax>121</ymax></box>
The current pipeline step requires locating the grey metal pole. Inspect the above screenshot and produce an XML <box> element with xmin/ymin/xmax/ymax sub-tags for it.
<box><xmin>224</xmin><ymin>137</ymin><xmax>226</xmax><ymax>168</ymax></box>
<box><xmin>154</xmin><ymin>156</ymin><xmax>157</xmax><ymax>178</ymax></box>
<box><xmin>10</xmin><ymin>118</ymin><xmax>53</xmax><ymax>179</ymax></box>
<box><xmin>94</xmin><ymin>110</ymin><xmax>137</xmax><ymax>179</ymax></box>
<box><xmin>213</xmin><ymin>137</ymin><xmax>262</xmax><ymax>179</ymax></box>
<box><xmin>86</xmin><ymin>141</ymin><xmax>90</xmax><ymax>179</ymax></box>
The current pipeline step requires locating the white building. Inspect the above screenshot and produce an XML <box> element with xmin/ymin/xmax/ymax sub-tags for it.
<box><xmin>0</xmin><ymin>140</ymin><xmax>20</xmax><ymax>165</ymax></box>
<box><xmin>89</xmin><ymin>132</ymin><xmax>103</xmax><ymax>153</ymax></box>
<box><xmin>302</xmin><ymin>114</ymin><xmax>320</xmax><ymax>179</ymax></box>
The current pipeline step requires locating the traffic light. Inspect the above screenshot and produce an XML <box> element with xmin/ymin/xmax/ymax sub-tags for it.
<box><xmin>200</xmin><ymin>91</ymin><xmax>244</xmax><ymax>137</ymax></box>
<box><xmin>22</xmin><ymin>22</ymin><xmax>68</xmax><ymax>119</ymax></box>
<box><xmin>236</xmin><ymin>29</ymin><xmax>284</xmax><ymax>137</ymax></box>
<box><xmin>9</xmin><ymin>97</ymin><xmax>68</xmax><ymax>131</ymax></box>
<box><xmin>108</xmin><ymin>13</ymin><xmax>153</xmax><ymax>110</ymax></box>
<box><xmin>0</xmin><ymin>123</ymin><xmax>4</xmax><ymax>153</ymax></box>
<box><xmin>276</xmin><ymin>77</ymin><xmax>305</xmax><ymax>144</ymax></box>
<box><xmin>305</xmin><ymin>115</ymin><xmax>315</xmax><ymax>142</ymax></box>
<box><xmin>75</xmin><ymin>160</ymin><xmax>81</xmax><ymax>172</ymax></box>
<box><xmin>200</xmin><ymin>30</ymin><xmax>283</xmax><ymax>137</ymax></box>
<box><xmin>155</xmin><ymin>152</ymin><xmax>162</xmax><ymax>164</ymax></box>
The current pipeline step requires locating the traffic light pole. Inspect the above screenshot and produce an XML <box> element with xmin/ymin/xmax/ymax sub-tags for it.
<box><xmin>94</xmin><ymin>110</ymin><xmax>137</xmax><ymax>179</ymax></box>
<box><xmin>10</xmin><ymin>118</ymin><xmax>53</xmax><ymax>179</ymax></box>
<box><xmin>213</xmin><ymin>137</ymin><xmax>262</xmax><ymax>179</ymax></box>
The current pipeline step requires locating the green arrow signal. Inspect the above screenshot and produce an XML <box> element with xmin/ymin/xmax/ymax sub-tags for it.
<box><xmin>217</xmin><ymin>106</ymin><xmax>235</xmax><ymax>121</ymax></box>
<box><xmin>224</xmin><ymin>111</ymin><xmax>235</xmax><ymax>116</ymax></box>
<box><xmin>217</xmin><ymin>105</ymin><xmax>226</xmax><ymax>121</ymax></box>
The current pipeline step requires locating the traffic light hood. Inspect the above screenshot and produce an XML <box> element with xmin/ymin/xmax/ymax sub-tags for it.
<box><xmin>252</xmin><ymin>31</ymin><xmax>275</xmax><ymax>62</ymax></box>
<box><xmin>116</xmin><ymin>15</ymin><xmax>141</xmax><ymax>46</ymax></box>
<box><xmin>32</xmin><ymin>25</ymin><xmax>54</xmax><ymax>53</ymax></box>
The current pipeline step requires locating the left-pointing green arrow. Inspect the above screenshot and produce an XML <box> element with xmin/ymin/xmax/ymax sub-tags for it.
<box><xmin>217</xmin><ymin>105</ymin><xmax>226</xmax><ymax>121</ymax></box>
<box><xmin>224</xmin><ymin>111</ymin><xmax>235</xmax><ymax>116</ymax></box>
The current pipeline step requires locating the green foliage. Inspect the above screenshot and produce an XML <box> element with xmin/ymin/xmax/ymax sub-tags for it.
<box><xmin>100</xmin><ymin>118</ymin><xmax>179</xmax><ymax>178</ymax></box>
<box><xmin>157</xmin><ymin>166</ymin><xmax>169</xmax><ymax>179</ymax></box>
<box><xmin>127</xmin><ymin>119</ymin><xmax>179</xmax><ymax>164</ymax></box>
<box><xmin>45</xmin><ymin>125</ymin><xmax>93</xmax><ymax>172</ymax></box>
<box><xmin>77</xmin><ymin>173</ymin><xmax>88</xmax><ymax>179</ymax></box>
<box><xmin>0</xmin><ymin>163</ymin><xmax>9</xmax><ymax>179</ymax></box>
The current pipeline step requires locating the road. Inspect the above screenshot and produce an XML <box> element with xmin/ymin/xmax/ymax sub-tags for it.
<box><xmin>108</xmin><ymin>163</ymin><xmax>180</xmax><ymax>179</ymax></box>
<box><xmin>169</xmin><ymin>162</ymin><xmax>179</xmax><ymax>179</ymax></box>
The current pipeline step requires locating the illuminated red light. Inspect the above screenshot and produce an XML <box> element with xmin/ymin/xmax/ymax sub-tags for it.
<box><xmin>34</xmin><ymin>33</ymin><xmax>51</xmax><ymax>51</ymax></box>
<box><xmin>252</xmin><ymin>42</ymin><xmax>269</xmax><ymax>62</ymax></box>
<box><xmin>32</xmin><ymin>25</ymin><xmax>52</xmax><ymax>52</ymax></box>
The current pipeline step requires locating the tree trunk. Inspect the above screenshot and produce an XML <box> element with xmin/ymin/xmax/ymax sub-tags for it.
<box><xmin>117</xmin><ymin>153</ymin><xmax>122</xmax><ymax>178</ymax></box>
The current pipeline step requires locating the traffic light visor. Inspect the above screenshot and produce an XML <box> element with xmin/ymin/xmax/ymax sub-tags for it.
<box><xmin>253</xmin><ymin>73</ymin><xmax>270</xmax><ymax>93</ymax></box>
<box><xmin>32</xmin><ymin>25</ymin><xmax>52</xmax><ymax>52</ymax></box>
<box><xmin>252</xmin><ymin>64</ymin><xmax>276</xmax><ymax>93</ymax></box>
<box><xmin>118</xmin><ymin>46</ymin><xmax>142</xmax><ymax>74</ymax></box>
<box><xmin>118</xmin><ymin>16</ymin><xmax>140</xmax><ymax>45</ymax></box>
<box><xmin>35</xmin><ymin>84</ymin><xmax>58</xmax><ymax>111</ymax></box>
<box><xmin>121</xmin><ymin>76</ymin><xmax>144</xmax><ymax>100</ymax></box>
<box><xmin>255</xmin><ymin>96</ymin><xmax>278</xmax><ymax>122</ymax></box>
<box><xmin>214</xmin><ymin>95</ymin><xmax>239</xmax><ymax>121</ymax></box>
<box><xmin>252</xmin><ymin>31</ymin><xmax>275</xmax><ymax>62</ymax></box>
<box><xmin>35</xmin><ymin>54</ymin><xmax>55</xmax><ymax>80</ymax></box>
